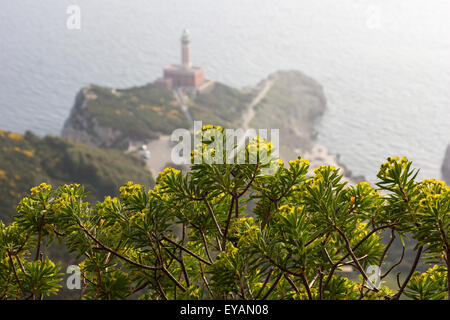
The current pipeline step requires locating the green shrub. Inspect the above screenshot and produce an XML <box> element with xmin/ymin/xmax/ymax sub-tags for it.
<box><xmin>0</xmin><ymin>130</ymin><xmax>153</xmax><ymax>222</ymax></box>
<box><xmin>0</xmin><ymin>129</ymin><xmax>449</xmax><ymax>300</ymax></box>
<box><xmin>86</xmin><ymin>84</ymin><xmax>190</xmax><ymax>138</ymax></box>
<box><xmin>188</xmin><ymin>83</ymin><xmax>253</xmax><ymax>127</ymax></box>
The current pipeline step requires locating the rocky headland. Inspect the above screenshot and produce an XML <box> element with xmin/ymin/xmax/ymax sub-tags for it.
<box><xmin>62</xmin><ymin>70</ymin><xmax>363</xmax><ymax>183</ymax></box>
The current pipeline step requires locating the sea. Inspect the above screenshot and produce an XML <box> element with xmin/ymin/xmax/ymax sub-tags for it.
<box><xmin>0</xmin><ymin>0</ymin><xmax>449</xmax><ymax>182</ymax></box>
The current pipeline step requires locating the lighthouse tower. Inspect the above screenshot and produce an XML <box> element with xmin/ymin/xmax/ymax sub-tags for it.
<box><xmin>181</xmin><ymin>29</ymin><xmax>192</xmax><ymax>69</ymax></box>
<box><xmin>156</xmin><ymin>29</ymin><xmax>214</xmax><ymax>92</ymax></box>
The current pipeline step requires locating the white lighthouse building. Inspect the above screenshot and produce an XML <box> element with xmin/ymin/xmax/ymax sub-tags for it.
<box><xmin>181</xmin><ymin>29</ymin><xmax>192</xmax><ymax>69</ymax></box>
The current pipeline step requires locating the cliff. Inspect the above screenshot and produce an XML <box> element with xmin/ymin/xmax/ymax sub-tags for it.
<box><xmin>62</xmin><ymin>71</ymin><xmax>326</xmax><ymax>150</ymax></box>
<box><xmin>0</xmin><ymin>130</ymin><xmax>154</xmax><ymax>222</ymax></box>
<box><xmin>62</xmin><ymin>70</ymin><xmax>361</xmax><ymax>182</ymax></box>
<box><xmin>248</xmin><ymin>70</ymin><xmax>326</xmax><ymax>159</ymax></box>
<box><xmin>185</xmin><ymin>70</ymin><xmax>327</xmax><ymax>156</ymax></box>
<box><xmin>62</xmin><ymin>83</ymin><xmax>190</xmax><ymax>149</ymax></box>
<box><xmin>442</xmin><ymin>144</ymin><xmax>450</xmax><ymax>184</ymax></box>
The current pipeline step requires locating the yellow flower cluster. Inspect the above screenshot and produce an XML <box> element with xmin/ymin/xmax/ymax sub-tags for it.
<box><xmin>378</xmin><ymin>156</ymin><xmax>409</xmax><ymax>178</ymax></box>
<box><xmin>358</xmin><ymin>181</ymin><xmax>370</xmax><ymax>188</ymax></box>
<box><xmin>245</xmin><ymin>138</ymin><xmax>274</xmax><ymax>165</ymax></box>
<box><xmin>7</xmin><ymin>132</ymin><xmax>24</xmax><ymax>141</ymax></box>
<box><xmin>287</xmin><ymin>158</ymin><xmax>310</xmax><ymax>177</ymax></box>
<box><xmin>119</xmin><ymin>181</ymin><xmax>144</xmax><ymax>200</ymax></box>
<box><xmin>313</xmin><ymin>165</ymin><xmax>337</xmax><ymax>175</ymax></box>
<box><xmin>232</xmin><ymin>217</ymin><xmax>259</xmax><ymax>247</ymax></box>
<box><xmin>409</xmin><ymin>265</ymin><xmax>446</xmax><ymax>286</ymax></box>
<box><xmin>162</xmin><ymin>167</ymin><xmax>180</xmax><ymax>175</ymax></box>
<box><xmin>355</xmin><ymin>181</ymin><xmax>380</xmax><ymax>198</ymax></box>
<box><xmin>246</xmin><ymin>137</ymin><xmax>272</xmax><ymax>152</ymax></box>
<box><xmin>52</xmin><ymin>185</ymin><xmax>84</xmax><ymax>215</ymax></box>
<box><xmin>62</xmin><ymin>183</ymin><xmax>81</xmax><ymax>193</ymax></box>
<box><xmin>30</xmin><ymin>182</ymin><xmax>52</xmax><ymax>195</ymax></box>
<box><xmin>416</xmin><ymin>179</ymin><xmax>449</xmax><ymax>209</ymax></box>
<box><xmin>202</xmin><ymin>124</ymin><xmax>214</xmax><ymax>130</ymax></box>
<box><xmin>156</xmin><ymin>167</ymin><xmax>181</xmax><ymax>184</ymax></box>
<box><xmin>215</xmin><ymin>243</ymin><xmax>239</xmax><ymax>267</ymax></box>
<box><xmin>288</xmin><ymin>158</ymin><xmax>309</xmax><ymax>167</ymax></box>
<box><xmin>52</xmin><ymin>193</ymin><xmax>71</xmax><ymax>213</ymax></box>
<box><xmin>277</xmin><ymin>204</ymin><xmax>294</xmax><ymax>215</ymax></box>
<box><xmin>95</xmin><ymin>196</ymin><xmax>120</xmax><ymax>217</ymax></box>
<box><xmin>418</xmin><ymin>179</ymin><xmax>448</xmax><ymax>190</ymax></box>
<box><xmin>195</xmin><ymin>124</ymin><xmax>223</xmax><ymax>136</ymax></box>
<box><xmin>130</xmin><ymin>210</ymin><xmax>147</xmax><ymax>226</ymax></box>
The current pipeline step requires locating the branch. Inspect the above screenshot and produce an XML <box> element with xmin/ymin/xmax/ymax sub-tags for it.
<box><xmin>161</xmin><ymin>265</ymin><xmax>186</xmax><ymax>293</ymax></box>
<box><xmin>35</xmin><ymin>210</ymin><xmax>46</xmax><ymax>261</ymax></box>
<box><xmin>199</xmin><ymin>230</ymin><xmax>213</xmax><ymax>264</ymax></box>
<box><xmin>222</xmin><ymin>196</ymin><xmax>235</xmax><ymax>250</ymax></box>
<box><xmin>7</xmin><ymin>250</ymin><xmax>25</xmax><ymax>297</ymax></box>
<box><xmin>0</xmin><ymin>274</ymin><xmax>12</xmax><ymax>300</ymax></box>
<box><xmin>284</xmin><ymin>274</ymin><xmax>299</xmax><ymax>295</ymax></box>
<box><xmin>203</xmin><ymin>198</ymin><xmax>224</xmax><ymax>238</ymax></box>
<box><xmin>392</xmin><ymin>245</ymin><xmax>423</xmax><ymax>300</ymax></box>
<box><xmin>199</xmin><ymin>262</ymin><xmax>214</xmax><ymax>299</ymax></box>
<box><xmin>261</xmin><ymin>201</ymin><xmax>274</xmax><ymax>231</ymax></box>
<box><xmin>154</xmin><ymin>272</ymin><xmax>169</xmax><ymax>300</ymax></box>
<box><xmin>334</xmin><ymin>225</ymin><xmax>375</xmax><ymax>290</ymax></box>
<box><xmin>237</xmin><ymin>165</ymin><xmax>259</xmax><ymax>198</ymax></box>
<box><xmin>126</xmin><ymin>280</ymin><xmax>150</xmax><ymax>298</ymax></box>
<box><xmin>261</xmin><ymin>272</ymin><xmax>282</xmax><ymax>300</ymax></box>
<box><xmin>78</xmin><ymin>223</ymin><xmax>159</xmax><ymax>271</ymax></box>
<box><xmin>160</xmin><ymin>242</ymin><xmax>190</xmax><ymax>287</ymax></box>
<box><xmin>379</xmin><ymin>229</ymin><xmax>396</xmax><ymax>268</ymax></box>
<box><xmin>381</xmin><ymin>244</ymin><xmax>405</xmax><ymax>279</ymax></box>
<box><xmin>299</xmin><ymin>273</ymin><xmax>313</xmax><ymax>300</ymax></box>
<box><xmin>321</xmin><ymin>224</ymin><xmax>395</xmax><ymax>295</ymax></box>
<box><xmin>161</xmin><ymin>236</ymin><xmax>212</xmax><ymax>265</ymax></box>
<box><xmin>341</xmin><ymin>254</ymin><xmax>369</xmax><ymax>267</ymax></box>
<box><xmin>255</xmin><ymin>268</ymin><xmax>273</xmax><ymax>300</ymax></box>
<box><xmin>264</xmin><ymin>254</ymin><xmax>302</xmax><ymax>277</ymax></box>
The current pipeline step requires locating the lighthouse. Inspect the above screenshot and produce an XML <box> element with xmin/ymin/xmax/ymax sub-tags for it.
<box><xmin>155</xmin><ymin>29</ymin><xmax>214</xmax><ymax>93</ymax></box>
<box><xmin>181</xmin><ymin>29</ymin><xmax>192</xmax><ymax>69</ymax></box>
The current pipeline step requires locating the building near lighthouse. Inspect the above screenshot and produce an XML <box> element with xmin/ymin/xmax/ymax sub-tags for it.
<box><xmin>155</xmin><ymin>29</ymin><xmax>213</xmax><ymax>93</ymax></box>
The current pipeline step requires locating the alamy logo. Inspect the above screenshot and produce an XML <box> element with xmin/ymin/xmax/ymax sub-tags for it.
<box><xmin>66</xmin><ymin>5</ymin><xmax>81</xmax><ymax>30</ymax></box>
<box><xmin>366</xmin><ymin>265</ymin><xmax>381</xmax><ymax>290</ymax></box>
<box><xmin>366</xmin><ymin>5</ymin><xmax>382</xmax><ymax>30</ymax></box>
<box><xmin>66</xmin><ymin>265</ymin><xmax>81</xmax><ymax>290</ymax></box>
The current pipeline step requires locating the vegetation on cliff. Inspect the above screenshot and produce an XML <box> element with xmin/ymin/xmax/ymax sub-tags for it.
<box><xmin>61</xmin><ymin>70</ymin><xmax>326</xmax><ymax>159</ymax></box>
<box><xmin>62</xmin><ymin>83</ymin><xmax>190</xmax><ymax>148</ymax></box>
<box><xmin>0</xmin><ymin>130</ymin><xmax>153</xmax><ymax>222</ymax></box>
<box><xmin>0</xmin><ymin>127</ymin><xmax>449</xmax><ymax>300</ymax></box>
<box><xmin>188</xmin><ymin>82</ymin><xmax>254</xmax><ymax>128</ymax></box>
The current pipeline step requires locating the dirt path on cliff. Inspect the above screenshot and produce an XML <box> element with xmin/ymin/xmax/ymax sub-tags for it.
<box><xmin>145</xmin><ymin>135</ymin><xmax>172</xmax><ymax>178</ymax></box>
<box><xmin>141</xmin><ymin>80</ymin><xmax>276</xmax><ymax>178</ymax></box>
<box><xmin>241</xmin><ymin>78</ymin><xmax>275</xmax><ymax>131</ymax></box>
<box><xmin>230</xmin><ymin>77</ymin><xmax>276</xmax><ymax>158</ymax></box>
<box><xmin>174</xmin><ymin>88</ymin><xmax>194</xmax><ymax>125</ymax></box>
<box><xmin>134</xmin><ymin>74</ymin><xmax>360</xmax><ymax>185</ymax></box>
<box><xmin>139</xmin><ymin>90</ymin><xmax>192</xmax><ymax>179</ymax></box>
